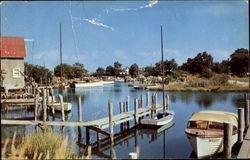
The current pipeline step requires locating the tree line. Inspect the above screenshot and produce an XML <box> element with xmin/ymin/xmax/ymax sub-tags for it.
<box><xmin>24</xmin><ymin>48</ymin><xmax>249</xmax><ymax>84</ymax></box>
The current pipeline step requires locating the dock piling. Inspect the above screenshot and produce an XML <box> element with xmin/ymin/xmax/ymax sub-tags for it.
<box><xmin>78</xmin><ymin>96</ymin><xmax>82</xmax><ymax>122</ymax></box>
<box><xmin>42</xmin><ymin>89</ymin><xmax>47</xmax><ymax>125</ymax></box>
<box><xmin>223</xmin><ymin>122</ymin><xmax>232</xmax><ymax>158</ymax></box>
<box><xmin>119</xmin><ymin>102</ymin><xmax>124</xmax><ymax>131</ymax></box>
<box><xmin>134</xmin><ymin>98</ymin><xmax>138</xmax><ymax>124</ymax></box>
<box><xmin>108</xmin><ymin>100</ymin><xmax>114</xmax><ymax>145</ymax></box>
<box><xmin>238</xmin><ymin>108</ymin><xmax>245</xmax><ymax>143</ymax></box>
<box><xmin>140</xmin><ymin>95</ymin><xmax>143</xmax><ymax>108</ymax></box>
<box><xmin>35</xmin><ymin>95</ymin><xmax>38</xmax><ymax>121</ymax></box>
<box><xmin>126</xmin><ymin>96</ymin><xmax>130</xmax><ymax>112</ymax></box>
<box><xmin>146</xmin><ymin>92</ymin><xmax>150</xmax><ymax>107</ymax></box>
<box><xmin>245</xmin><ymin>99</ymin><xmax>249</xmax><ymax>128</ymax></box>
<box><xmin>59</xmin><ymin>95</ymin><xmax>65</xmax><ymax>122</ymax></box>
<box><xmin>163</xmin><ymin>96</ymin><xmax>167</xmax><ymax>112</ymax></box>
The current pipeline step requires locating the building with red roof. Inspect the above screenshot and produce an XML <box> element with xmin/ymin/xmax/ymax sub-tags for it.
<box><xmin>0</xmin><ymin>37</ymin><xmax>26</xmax><ymax>90</ymax></box>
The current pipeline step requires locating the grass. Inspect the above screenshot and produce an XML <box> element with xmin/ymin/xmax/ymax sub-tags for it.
<box><xmin>229</xmin><ymin>76</ymin><xmax>249</xmax><ymax>82</ymax></box>
<box><xmin>1</xmin><ymin>129</ymin><xmax>92</xmax><ymax>159</ymax></box>
<box><xmin>148</xmin><ymin>74</ymin><xmax>249</xmax><ymax>92</ymax></box>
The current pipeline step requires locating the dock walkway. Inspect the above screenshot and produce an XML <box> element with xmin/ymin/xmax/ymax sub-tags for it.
<box><xmin>237</xmin><ymin>127</ymin><xmax>250</xmax><ymax>158</ymax></box>
<box><xmin>1</xmin><ymin>104</ymin><xmax>163</xmax><ymax>128</ymax></box>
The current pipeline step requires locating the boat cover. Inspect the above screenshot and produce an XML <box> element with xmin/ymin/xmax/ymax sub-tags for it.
<box><xmin>189</xmin><ymin>110</ymin><xmax>238</xmax><ymax>127</ymax></box>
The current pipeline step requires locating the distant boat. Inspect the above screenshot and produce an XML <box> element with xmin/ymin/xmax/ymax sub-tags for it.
<box><xmin>141</xmin><ymin>110</ymin><xmax>175</xmax><ymax>126</ymax></box>
<box><xmin>70</xmin><ymin>80</ymin><xmax>103</xmax><ymax>88</ymax></box>
<box><xmin>102</xmin><ymin>80</ymin><xmax>114</xmax><ymax>85</ymax></box>
<box><xmin>185</xmin><ymin>110</ymin><xmax>238</xmax><ymax>158</ymax></box>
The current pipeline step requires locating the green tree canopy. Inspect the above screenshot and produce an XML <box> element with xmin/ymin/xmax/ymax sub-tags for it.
<box><xmin>54</xmin><ymin>62</ymin><xmax>87</xmax><ymax>79</ymax></box>
<box><xmin>24</xmin><ymin>63</ymin><xmax>53</xmax><ymax>84</ymax></box>
<box><xmin>129</xmin><ymin>63</ymin><xmax>139</xmax><ymax>78</ymax></box>
<box><xmin>229</xmin><ymin>48</ymin><xmax>249</xmax><ymax>76</ymax></box>
<box><xmin>96</xmin><ymin>67</ymin><xmax>105</xmax><ymax>77</ymax></box>
<box><xmin>105</xmin><ymin>65</ymin><xmax>114</xmax><ymax>76</ymax></box>
<box><xmin>114</xmin><ymin>61</ymin><xmax>122</xmax><ymax>77</ymax></box>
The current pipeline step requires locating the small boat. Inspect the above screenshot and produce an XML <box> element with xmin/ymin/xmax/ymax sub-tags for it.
<box><xmin>70</xmin><ymin>80</ymin><xmax>103</xmax><ymax>88</ymax></box>
<box><xmin>47</xmin><ymin>101</ymin><xmax>72</xmax><ymax>112</ymax></box>
<box><xmin>102</xmin><ymin>80</ymin><xmax>114</xmax><ymax>85</ymax></box>
<box><xmin>141</xmin><ymin>110</ymin><xmax>175</xmax><ymax>126</ymax></box>
<box><xmin>185</xmin><ymin>110</ymin><xmax>238</xmax><ymax>158</ymax></box>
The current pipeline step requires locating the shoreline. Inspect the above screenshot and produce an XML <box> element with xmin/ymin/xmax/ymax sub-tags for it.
<box><xmin>148</xmin><ymin>85</ymin><xmax>249</xmax><ymax>92</ymax></box>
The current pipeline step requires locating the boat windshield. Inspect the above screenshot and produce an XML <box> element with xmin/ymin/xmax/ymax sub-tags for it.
<box><xmin>188</xmin><ymin>121</ymin><xmax>208</xmax><ymax>129</ymax></box>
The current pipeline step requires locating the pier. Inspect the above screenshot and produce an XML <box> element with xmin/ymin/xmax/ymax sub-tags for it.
<box><xmin>1</xmin><ymin>92</ymin><xmax>166</xmax><ymax>145</ymax></box>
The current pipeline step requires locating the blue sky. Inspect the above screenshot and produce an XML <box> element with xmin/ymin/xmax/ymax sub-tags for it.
<box><xmin>1</xmin><ymin>1</ymin><xmax>249</xmax><ymax>72</ymax></box>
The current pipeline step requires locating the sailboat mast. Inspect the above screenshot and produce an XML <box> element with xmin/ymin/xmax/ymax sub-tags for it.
<box><xmin>60</xmin><ymin>23</ymin><xmax>63</xmax><ymax>81</ymax></box>
<box><xmin>161</xmin><ymin>25</ymin><xmax>165</xmax><ymax>111</ymax></box>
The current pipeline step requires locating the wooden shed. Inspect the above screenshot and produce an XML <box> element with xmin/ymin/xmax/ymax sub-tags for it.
<box><xmin>0</xmin><ymin>37</ymin><xmax>26</xmax><ymax>90</ymax></box>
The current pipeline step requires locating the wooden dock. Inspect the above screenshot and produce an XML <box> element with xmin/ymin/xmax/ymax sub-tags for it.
<box><xmin>1</xmin><ymin>98</ymin><xmax>36</xmax><ymax>106</ymax></box>
<box><xmin>237</xmin><ymin>127</ymin><xmax>250</xmax><ymax>158</ymax></box>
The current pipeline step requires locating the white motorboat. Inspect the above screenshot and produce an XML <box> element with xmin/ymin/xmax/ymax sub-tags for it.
<box><xmin>185</xmin><ymin>110</ymin><xmax>238</xmax><ymax>158</ymax></box>
<box><xmin>70</xmin><ymin>81</ymin><xmax>103</xmax><ymax>88</ymax></box>
<box><xmin>141</xmin><ymin>110</ymin><xmax>175</xmax><ymax>126</ymax></box>
<box><xmin>47</xmin><ymin>101</ymin><xmax>72</xmax><ymax>112</ymax></box>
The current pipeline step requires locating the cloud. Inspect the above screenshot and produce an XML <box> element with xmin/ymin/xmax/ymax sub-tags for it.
<box><xmin>109</xmin><ymin>0</ymin><xmax>158</xmax><ymax>12</ymax></box>
<box><xmin>83</xmin><ymin>18</ymin><xmax>116</xmax><ymax>31</ymax></box>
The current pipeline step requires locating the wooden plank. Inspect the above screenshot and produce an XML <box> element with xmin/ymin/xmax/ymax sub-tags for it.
<box><xmin>238</xmin><ymin>127</ymin><xmax>250</xmax><ymax>158</ymax></box>
<box><xmin>88</xmin><ymin>126</ymin><xmax>111</xmax><ymax>137</ymax></box>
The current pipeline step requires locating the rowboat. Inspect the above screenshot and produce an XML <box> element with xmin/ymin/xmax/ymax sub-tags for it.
<box><xmin>185</xmin><ymin>110</ymin><xmax>238</xmax><ymax>158</ymax></box>
<box><xmin>141</xmin><ymin>110</ymin><xmax>175</xmax><ymax>126</ymax></box>
<box><xmin>47</xmin><ymin>101</ymin><xmax>72</xmax><ymax>112</ymax></box>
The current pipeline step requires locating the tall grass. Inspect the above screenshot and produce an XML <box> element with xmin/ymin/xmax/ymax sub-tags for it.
<box><xmin>2</xmin><ymin>130</ymin><xmax>74</xmax><ymax>159</ymax></box>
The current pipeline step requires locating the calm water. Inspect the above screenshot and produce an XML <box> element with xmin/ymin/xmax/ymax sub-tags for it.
<box><xmin>1</xmin><ymin>82</ymin><xmax>246</xmax><ymax>158</ymax></box>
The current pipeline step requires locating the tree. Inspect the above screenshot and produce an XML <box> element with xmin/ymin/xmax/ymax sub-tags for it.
<box><xmin>72</xmin><ymin>62</ymin><xmax>87</xmax><ymax>78</ymax></box>
<box><xmin>229</xmin><ymin>48</ymin><xmax>249</xmax><ymax>76</ymax></box>
<box><xmin>54</xmin><ymin>63</ymin><xmax>74</xmax><ymax>79</ymax></box>
<box><xmin>181</xmin><ymin>52</ymin><xmax>213</xmax><ymax>76</ymax></box>
<box><xmin>24</xmin><ymin>63</ymin><xmax>53</xmax><ymax>84</ymax></box>
<box><xmin>114</xmin><ymin>61</ymin><xmax>122</xmax><ymax>77</ymax></box>
<box><xmin>129</xmin><ymin>63</ymin><xmax>139</xmax><ymax>78</ymax></box>
<box><xmin>96</xmin><ymin>67</ymin><xmax>105</xmax><ymax>77</ymax></box>
<box><xmin>212</xmin><ymin>60</ymin><xmax>230</xmax><ymax>74</ymax></box>
<box><xmin>105</xmin><ymin>65</ymin><xmax>114</xmax><ymax>76</ymax></box>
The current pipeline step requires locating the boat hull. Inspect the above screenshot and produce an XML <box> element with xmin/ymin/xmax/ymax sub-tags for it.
<box><xmin>141</xmin><ymin>110</ymin><xmax>175</xmax><ymax>126</ymax></box>
<box><xmin>187</xmin><ymin>134</ymin><xmax>238</xmax><ymax>158</ymax></box>
<box><xmin>70</xmin><ymin>81</ymin><xmax>103</xmax><ymax>88</ymax></box>
<box><xmin>47</xmin><ymin>102</ymin><xmax>72</xmax><ymax>111</ymax></box>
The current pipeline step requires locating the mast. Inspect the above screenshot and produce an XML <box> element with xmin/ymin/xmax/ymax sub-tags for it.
<box><xmin>161</xmin><ymin>25</ymin><xmax>165</xmax><ymax>112</ymax></box>
<box><xmin>60</xmin><ymin>23</ymin><xmax>63</xmax><ymax>82</ymax></box>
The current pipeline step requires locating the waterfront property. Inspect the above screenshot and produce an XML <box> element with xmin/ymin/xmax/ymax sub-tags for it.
<box><xmin>0</xmin><ymin>37</ymin><xmax>26</xmax><ymax>91</ymax></box>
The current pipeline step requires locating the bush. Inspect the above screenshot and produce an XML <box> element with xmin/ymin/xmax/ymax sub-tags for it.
<box><xmin>210</xmin><ymin>74</ymin><xmax>229</xmax><ymax>86</ymax></box>
<box><xmin>201</xmin><ymin>68</ymin><xmax>214</xmax><ymax>78</ymax></box>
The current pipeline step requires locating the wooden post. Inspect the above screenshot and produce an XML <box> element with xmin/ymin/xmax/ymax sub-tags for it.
<box><xmin>146</xmin><ymin>92</ymin><xmax>150</xmax><ymax>107</ymax></box>
<box><xmin>51</xmin><ymin>88</ymin><xmax>55</xmax><ymax>117</ymax></box>
<box><xmin>119</xmin><ymin>102</ymin><xmax>124</xmax><ymax>131</ymax></box>
<box><xmin>108</xmin><ymin>100</ymin><xmax>114</xmax><ymax>145</ymax></box>
<box><xmin>43</xmin><ymin>89</ymin><xmax>47</xmax><ymax>125</ymax></box>
<box><xmin>245</xmin><ymin>99</ymin><xmax>249</xmax><ymax>127</ymax></box>
<box><xmin>140</xmin><ymin>95</ymin><xmax>143</xmax><ymax>108</ymax></box>
<box><xmin>166</xmin><ymin>95</ymin><xmax>169</xmax><ymax>110</ymax></box>
<box><xmin>78</xmin><ymin>96</ymin><xmax>82</xmax><ymax>122</ymax></box>
<box><xmin>126</xmin><ymin>96</ymin><xmax>130</xmax><ymax>112</ymax></box>
<box><xmin>238</xmin><ymin>108</ymin><xmax>245</xmax><ymax>143</ymax></box>
<box><xmin>35</xmin><ymin>95</ymin><xmax>38</xmax><ymax>121</ymax></box>
<box><xmin>151</xmin><ymin>95</ymin><xmax>154</xmax><ymax>118</ymax></box>
<box><xmin>223</xmin><ymin>122</ymin><xmax>232</xmax><ymax>158</ymax></box>
<box><xmin>163</xmin><ymin>97</ymin><xmax>167</xmax><ymax>112</ymax></box>
<box><xmin>86</xmin><ymin>127</ymin><xmax>90</xmax><ymax>144</ymax></box>
<box><xmin>78</xmin><ymin>126</ymin><xmax>82</xmax><ymax>143</ymax></box>
<box><xmin>134</xmin><ymin>98</ymin><xmax>138</xmax><ymax>124</ymax></box>
<box><xmin>97</xmin><ymin>132</ymin><xmax>101</xmax><ymax>145</ymax></box>
<box><xmin>59</xmin><ymin>94</ymin><xmax>65</xmax><ymax>122</ymax></box>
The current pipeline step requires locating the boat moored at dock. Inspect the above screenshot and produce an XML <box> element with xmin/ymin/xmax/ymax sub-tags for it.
<box><xmin>185</xmin><ymin>110</ymin><xmax>238</xmax><ymax>158</ymax></box>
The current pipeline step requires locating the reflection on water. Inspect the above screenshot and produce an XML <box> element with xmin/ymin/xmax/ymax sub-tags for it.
<box><xmin>1</xmin><ymin>82</ymin><xmax>247</xmax><ymax>158</ymax></box>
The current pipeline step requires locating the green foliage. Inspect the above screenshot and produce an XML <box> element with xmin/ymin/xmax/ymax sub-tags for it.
<box><xmin>95</xmin><ymin>67</ymin><xmax>105</xmax><ymax>77</ymax></box>
<box><xmin>181</xmin><ymin>52</ymin><xmax>213</xmax><ymax>75</ymax></box>
<box><xmin>212</xmin><ymin>60</ymin><xmax>230</xmax><ymax>74</ymax></box>
<box><xmin>114</xmin><ymin>61</ymin><xmax>122</xmax><ymax>77</ymax></box>
<box><xmin>201</xmin><ymin>68</ymin><xmax>214</xmax><ymax>78</ymax></box>
<box><xmin>105</xmin><ymin>65</ymin><xmax>114</xmax><ymax>76</ymax></box>
<box><xmin>230</xmin><ymin>48</ymin><xmax>249</xmax><ymax>76</ymax></box>
<box><xmin>210</xmin><ymin>74</ymin><xmax>229</xmax><ymax>86</ymax></box>
<box><xmin>24</xmin><ymin>63</ymin><xmax>53</xmax><ymax>84</ymax></box>
<box><xmin>129</xmin><ymin>63</ymin><xmax>139</xmax><ymax>78</ymax></box>
<box><xmin>54</xmin><ymin>62</ymin><xmax>87</xmax><ymax>79</ymax></box>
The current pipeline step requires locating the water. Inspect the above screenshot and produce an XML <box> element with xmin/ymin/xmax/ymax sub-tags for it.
<box><xmin>1</xmin><ymin>82</ymin><xmax>246</xmax><ymax>158</ymax></box>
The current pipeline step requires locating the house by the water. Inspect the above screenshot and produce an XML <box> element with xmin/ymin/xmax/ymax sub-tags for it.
<box><xmin>0</xmin><ymin>37</ymin><xmax>26</xmax><ymax>91</ymax></box>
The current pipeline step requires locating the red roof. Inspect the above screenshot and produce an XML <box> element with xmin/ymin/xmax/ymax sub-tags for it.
<box><xmin>0</xmin><ymin>37</ymin><xmax>26</xmax><ymax>58</ymax></box>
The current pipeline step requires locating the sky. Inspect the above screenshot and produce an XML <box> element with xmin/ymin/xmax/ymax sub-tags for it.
<box><xmin>0</xmin><ymin>0</ymin><xmax>249</xmax><ymax>72</ymax></box>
